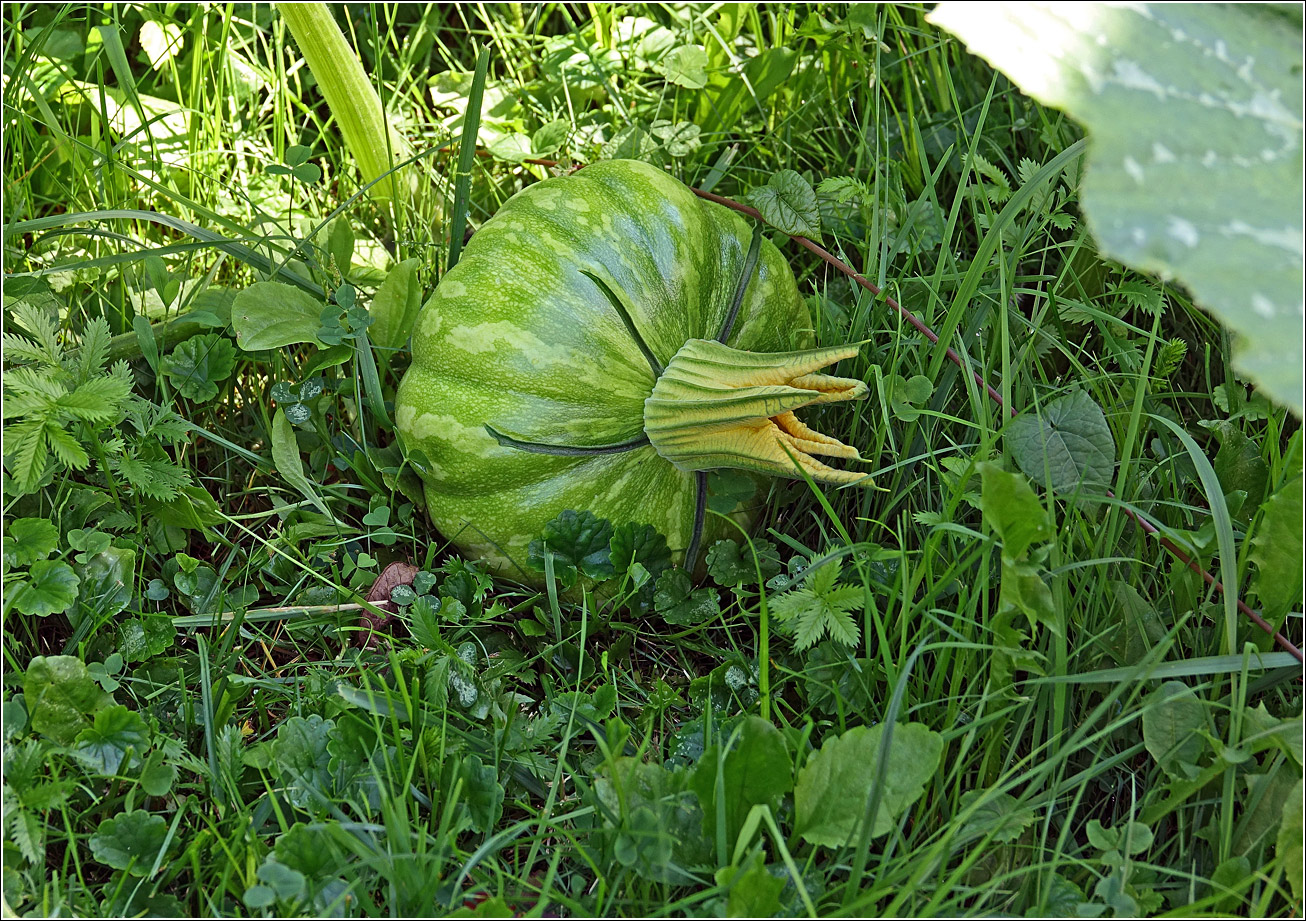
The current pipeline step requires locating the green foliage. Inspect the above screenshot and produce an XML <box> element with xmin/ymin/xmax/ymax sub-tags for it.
<box><xmin>526</xmin><ymin>509</ymin><xmax>616</xmax><ymax>588</ymax></box>
<box><xmin>769</xmin><ymin>558</ymin><xmax>866</xmax><ymax>650</ymax></box>
<box><xmin>795</xmin><ymin>721</ymin><xmax>943</xmax><ymax>846</ymax></box>
<box><xmin>1007</xmin><ymin>390</ymin><xmax>1117</xmax><ymax>493</ymax></box>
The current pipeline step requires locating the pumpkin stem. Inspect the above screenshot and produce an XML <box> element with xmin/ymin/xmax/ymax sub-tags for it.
<box><xmin>643</xmin><ymin>339</ymin><xmax>870</xmax><ymax>486</ymax></box>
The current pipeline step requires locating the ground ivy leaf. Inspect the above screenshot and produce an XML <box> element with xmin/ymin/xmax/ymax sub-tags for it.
<box><xmin>8</xmin><ymin>559</ymin><xmax>79</xmax><ymax>618</ymax></box>
<box><xmin>527</xmin><ymin>509</ymin><xmax>615</xmax><ymax>583</ymax></box>
<box><xmin>72</xmin><ymin>704</ymin><xmax>150</xmax><ymax>775</ymax></box>
<box><xmin>929</xmin><ymin>3</ymin><xmax>1304</xmax><ymax>415</ymax></box>
<box><xmin>653</xmin><ymin>569</ymin><xmax>720</xmax><ymax>625</ymax></box>
<box><xmin>4</xmin><ymin>518</ymin><xmax>59</xmax><ymax>566</ymax></box>
<box><xmin>163</xmin><ymin>333</ymin><xmax>236</xmax><ymax>402</ymax></box>
<box><xmin>795</xmin><ymin>721</ymin><xmax>944</xmax><ymax>847</ymax></box>
<box><xmin>232</xmin><ymin>281</ymin><xmax>328</xmax><ymax>351</ymax></box>
<box><xmin>977</xmin><ymin>461</ymin><xmax>1053</xmax><ymax>560</ymax></box>
<box><xmin>655</xmin><ymin>44</ymin><xmax>709</xmax><ymax>88</ymax></box>
<box><xmin>746</xmin><ymin>169</ymin><xmax>822</xmax><ymax>240</ymax></box>
<box><xmin>1007</xmin><ymin>390</ymin><xmax>1116</xmax><ymax>493</ymax></box>
<box><xmin>23</xmin><ymin>655</ymin><xmax>114</xmax><ymax>745</ymax></box>
<box><xmin>706</xmin><ymin>539</ymin><xmax>782</xmax><ymax>587</ymax></box>
<box><xmin>1142</xmin><ymin>681</ymin><xmax>1208</xmax><ymax>781</ymax></box>
<box><xmin>89</xmin><ymin>809</ymin><xmax>167</xmax><ymax>875</ymax></box>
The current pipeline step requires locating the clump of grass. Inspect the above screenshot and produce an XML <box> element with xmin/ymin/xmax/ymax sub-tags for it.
<box><xmin>2</xmin><ymin>4</ymin><xmax>1300</xmax><ymax>918</ymax></box>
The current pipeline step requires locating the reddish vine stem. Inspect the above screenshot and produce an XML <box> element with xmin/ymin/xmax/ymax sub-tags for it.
<box><xmin>689</xmin><ymin>186</ymin><xmax>1303</xmax><ymax>664</ymax></box>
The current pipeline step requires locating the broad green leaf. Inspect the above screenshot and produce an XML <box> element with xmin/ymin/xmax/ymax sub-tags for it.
<box><xmin>1105</xmin><ymin>580</ymin><xmax>1167</xmax><ymax>666</ymax></box>
<box><xmin>1007</xmin><ymin>391</ymin><xmax>1116</xmax><ymax>493</ymax></box>
<box><xmin>532</xmin><ymin>119</ymin><xmax>570</xmax><ymax>156</ymax></box>
<box><xmin>1250</xmin><ymin>474</ymin><xmax>1304</xmax><ymax>623</ymax></box>
<box><xmin>977</xmin><ymin>461</ymin><xmax>1053</xmax><ymax>559</ymax></box>
<box><xmin>746</xmin><ymin>170</ymin><xmax>822</xmax><ymax>240</ymax></box>
<box><xmin>930</xmin><ymin>4</ymin><xmax>1304</xmax><ymax>416</ymax></box>
<box><xmin>368</xmin><ymin>258</ymin><xmax>422</xmax><ymax>352</ymax></box>
<box><xmin>715</xmin><ymin>851</ymin><xmax>785</xmax><ymax>918</ymax></box>
<box><xmin>1278</xmin><ymin>777</ymin><xmax>1304</xmax><ymax>899</ymax></box>
<box><xmin>72</xmin><ymin>704</ymin><xmax>150</xmax><ymax>775</ymax></box>
<box><xmin>4</xmin><ymin>518</ymin><xmax>58</xmax><ymax>566</ymax></box>
<box><xmin>690</xmin><ymin>716</ymin><xmax>792</xmax><ymax>849</ymax></box>
<box><xmin>1238</xmin><ymin>767</ymin><xmax>1301</xmax><ymax>855</ymax></box>
<box><xmin>795</xmin><ymin>721</ymin><xmax>943</xmax><ymax>847</ymax></box>
<box><xmin>656</xmin><ymin>45</ymin><xmax>709</xmax><ymax>89</ymax></box>
<box><xmin>23</xmin><ymin>655</ymin><xmax>113</xmax><ymax>745</ymax></box>
<box><xmin>957</xmin><ymin>789</ymin><xmax>1038</xmax><ymax>844</ymax></box>
<box><xmin>1142</xmin><ymin>681</ymin><xmax>1207</xmax><ymax>780</ymax></box>
<box><xmin>90</xmin><ymin>810</ymin><xmax>167</xmax><ymax>875</ymax></box>
<box><xmin>139</xmin><ymin>750</ymin><xmax>177</xmax><ymax>797</ymax></box>
<box><xmin>453</xmin><ymin>754</ymin><xmax>505</xmax><ymax>834</ymax></box>
<box><xmin>75</xmin><ymin>546</ymin><xmax>135</xmax><ymax>619</ymax></box>
<box><xmin>9</xmin><ymin>559</ymin><xmax>80</xmax><ymax>618</ymax></box>
<box><xmin>232</xmin><ymin>281</ymin><xmax>327</xmax><ymax>351</ymax></box>
<box><xmin>270</xmin><ymin>408</ymin><xmax>333</xmax><ymax>519</ymax></box>
<box><xmin>650</xmin><ymin>120</ymin><xmax>702</xmax><ymax>157</ymax></box>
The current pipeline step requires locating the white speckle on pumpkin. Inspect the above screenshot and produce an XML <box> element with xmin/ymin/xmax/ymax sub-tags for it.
<box><xmin>1152</xmin><ymin>142</ymin><xmax>1175</xmax><ymax>164</ymax></box>
<box><xmin>441</xmin><ymin>280</ymin><xmax>467</xmax><ymax>298</ymax></box>
<box><xmin>568</xmin><ymin>197</ymin><xmax>590</xmax><ymax>212</ymax></box>
<box><xmin>532</xmin><ymin>187</ymin><xmax>561</xmax><ymax>211</ymax></box>
<box><xmin>1123</xmin><ymin>157</ymin><xmax>1145</xmax><ymax>184</ymax></box>
<box><xmin>1251</xmin><ymin>293</ymin><xmax>1276</xmax><ymax>319</ymax></box>
<box><xmin>407</xmin><ymin>410</ymin><xmax>486</xmax><ymax>447</ymax></box>
<box><xmin>445</xmin><ymin>321</ymin><xmax>586</xmax><ymax>372</ymax></box>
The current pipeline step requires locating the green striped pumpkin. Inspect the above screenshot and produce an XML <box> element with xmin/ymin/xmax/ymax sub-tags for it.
<box><xmin>395</xmin><ymin>159</ymin><xmax>866</xmax><ymax>585</ymax></box>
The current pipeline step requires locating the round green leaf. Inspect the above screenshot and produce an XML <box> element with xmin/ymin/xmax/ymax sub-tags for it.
<box><xmin>4</xmin><ymin>518</ymin><xmax>59</xmax><ymax>567</ymax></box>
<box><xmin>10</xmin><ymin>560</ymin><xmax>80</xmax><ymax>618</ymax></box>
<box><xmin>89</xmin><ymin>810</ymin><xmax>167</xmax><ymax>875</ymax></box>
<box><xmin>1007</xmin><ymin>390</ymin><xmax>1117</xmax><ymax>493</ymax></box>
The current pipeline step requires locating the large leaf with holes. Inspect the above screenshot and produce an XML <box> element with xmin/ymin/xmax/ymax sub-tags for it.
<box><xmin>931</xmin><ymin>4</ymin><xmax>1304</xmax><ymax>416</ymax></box>
<box><xmin>1007</xmin><ymin>391</ymin><xmax>1117</xmax><ymax>493</ymax></box>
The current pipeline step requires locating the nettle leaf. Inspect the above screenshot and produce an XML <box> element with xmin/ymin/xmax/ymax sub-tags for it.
<box><xmin>653</xmin><ymin>569</ymin><xmax>721</xmax><ymax>626</ymax></box>
<box><xmin>9</xmin><ymin>559</ymin><xmax>80</xmax><ymax>617</ymax></box>
<box><xmin>526</xmin><ymin>509</ymin><xmax>615</xmax><ymax>586</ymax></box>
<box><xmin>4</xmin><ymin>518</ymin><xmax>59</xmax><ymax>567</ymax></box>
<box><xmin>977</xmin><ymin>462</ymin><xmax>1053</xmax><ymax>560</ymax></box>
<box><xmin>232</xmin><ymin>282</ymin><xmax>328</xmax><ymax>351</ymax></box>
<box><xmin>1007</xmin><ymin>390</ymin><xmax>1116</xmax><ymax>493</ymax></box>
<box><xmin>72</xmin><ymin>704</ymin><xmax>150</xmax><ymax>775</ymax></box>
<box><xmin>746</xmin><ymin>169</ymin><xmax>822</xmax><ymax>240</ymax></box>
<box><xmin>610</xmin><ymin>522</ymin><xmax>672</xmax><ymax>580</ymax></box>
<box><xmin>706</xmin><ymin>538</ymin><xmax>782</xmax><ymax>587</ymax></box>
<box><xmin>89</xmin><ymin>809</ymin><xmax>167</xmax><ymax>875</ymax></box>
<box><xmin>655</xmin><ymin>44</ymin><xmax>709</xmax><ymax>88</ymax></box>
<box><xmin>24</xmin><ymin>655</ymin><xmax>114</xmax><ymax>745</ymax></box>
<box><xmin>1142</xmin><ymin>681</ymin><xmax>1208</xmax><ymax>781</ymax></box>
<box><xmin>163</xmin><ymin>334</ymin><xmax>236</xmax><ymax>402</ymax></box>
<box><xmin>795</xmin><ymin>721</ymin><xmax>944</xmax><ymax>847</ymax></box>
<box><xmin>930</xmin><ymin>4</ymin><xmax>1305</xmax><ymax>415</ymax></box>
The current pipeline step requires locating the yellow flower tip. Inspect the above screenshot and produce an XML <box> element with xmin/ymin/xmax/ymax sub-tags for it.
<box><xmin>644</xmin><ymin>338</ymin><xmax>872</xmax><ymax>487</ymax></box>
